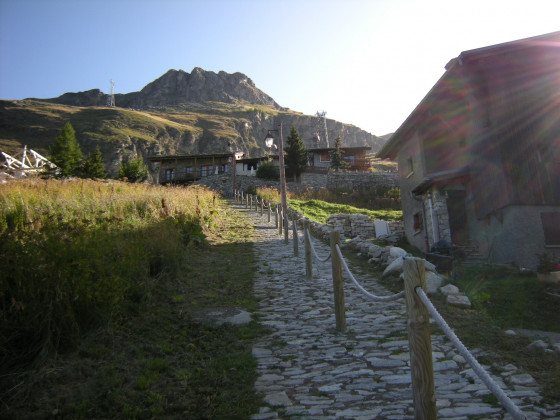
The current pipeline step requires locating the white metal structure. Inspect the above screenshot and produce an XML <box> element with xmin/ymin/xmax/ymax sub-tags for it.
<box><xmin>0</xmin><ymin>145</ymin><xmax>57</xmax><ymax>178</ymax></box>
<box><xmin>314</xmin><ymin>110</ymin><xmax>329</xmax><ymax>148</ymax></box>
<box><xmin>106</xmin><ymin>79</ymin><xmax>115</xmax><ymax>107</ymax></box>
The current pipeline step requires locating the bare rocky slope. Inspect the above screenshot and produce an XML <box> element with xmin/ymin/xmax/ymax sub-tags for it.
<box><xmin>1</xmin><ymin>68</ymin><xmax>389</xmax><ymax>177</ymax></box>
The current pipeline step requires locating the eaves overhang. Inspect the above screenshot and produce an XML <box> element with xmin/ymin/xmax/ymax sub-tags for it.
<box><xmin>411</xmin><ymin>167</ymin><xmax>471</xmax><ymax>195</ymax></box>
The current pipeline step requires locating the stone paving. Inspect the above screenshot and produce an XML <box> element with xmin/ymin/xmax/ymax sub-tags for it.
<box><xmin>233</xmin><ymin>203</ymin><xmax>560</xmax><ymax>419</ymax></box>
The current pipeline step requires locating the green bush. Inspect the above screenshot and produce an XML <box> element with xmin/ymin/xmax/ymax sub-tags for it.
<box><xmin>118</xmin><ymin>157</ymin><xmax>148</xmax><ymax>182</ymax></box>
<box><xmin>255</xmin><ymin>161</ymin><xmax>279</xmax><ymax>180</ymax></box>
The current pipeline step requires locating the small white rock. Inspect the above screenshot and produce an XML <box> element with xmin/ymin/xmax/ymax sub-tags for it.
<box><xmin>440</xmin><ymin>284</ymin><xmax>460</xmax><ymax>296</ymax></box>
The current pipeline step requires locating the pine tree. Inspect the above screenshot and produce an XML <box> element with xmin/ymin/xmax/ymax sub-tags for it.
<box><xmin>118</xmin><ymin>157</ymin><xmax>148</xmax><ymax>182</ymax></box>
<box><xmin>330</xmin><ymin>136</ymin><xmax>348</xmax><ymax>171</ymax></box>
<box><xmin>49</xmin><ymin>122</ymin><xmax>83</xmax><ymax>177</ymax></box>
<box><xmin>82</xmin><ymin>147</ymin><xmax>107</xmax><ymax>179</ymax></box>
<box><xmin>285</xmin><ymin>125</ymin><xmax>307</xmax><ymax>182</ymax></box>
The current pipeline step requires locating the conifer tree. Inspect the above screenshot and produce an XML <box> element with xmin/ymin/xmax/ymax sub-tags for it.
<box><xmin>82</xmin><ymin>147</ymin><xmax>107</xmax><ymax>179</ymax></box>
<box><xmin>285</xmin><ymin>125</ymin><xmax>307</xmax><ymax>182</ymax></box>
<box><xmin>49</xmin><ymin>122</ymin><xmax>83</xmax><ymax>177</ymax></box>
<box><xmin>330</xmin><ymin>136</ymin><xmax>348</xmax><ymax>171</ymax></box>
<box><xmin>118</xmin><ymin>156</ymin><xmax>148</xmax><ymax>182</ymax></box>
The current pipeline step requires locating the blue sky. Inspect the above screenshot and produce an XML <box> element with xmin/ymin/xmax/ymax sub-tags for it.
<box><xmin>1</xmin><ymin>0</ymin><xmax>559</xmax><ymax>135</ymax></box>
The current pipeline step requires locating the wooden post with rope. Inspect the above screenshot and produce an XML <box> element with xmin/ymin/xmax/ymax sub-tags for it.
<box><xmin>403</xmin><ymin>257</ymin><xmax>436</xmax><ymax>420</ymax></box>
<box><xmin>329</xmin><ymin>231</ymin><xmax>346</xmax><ymax>332</ymax></box>
<box><xmin>304</xmin><ymin>220</ymin><xmax>312</xmax><ymax>279</ymax></box>
<box><xmin>292</xmin><ymin>219</ymin><xmax>299</xmax><ymax>256</ymax></box>
<box><xmin>284</xmin><ymin>212</ymin><xmax>289</xmax><ymax>244</ymax></box>
<box><xmin>278</xmin><ymin>206</ymin><xmax>283</xmax><ymax>236</ymax></box>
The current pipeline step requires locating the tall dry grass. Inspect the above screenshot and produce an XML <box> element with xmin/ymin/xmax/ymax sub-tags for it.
<box><xmin>0</xmin><ymin>179</ymin><xmax>219</xmax><ymax>369</ymax></box>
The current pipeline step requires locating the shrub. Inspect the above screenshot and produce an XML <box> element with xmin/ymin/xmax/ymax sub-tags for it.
<box><xmin>255</xmin><ymin>161</ymin><xmax>279</xmax><ymax>180</ymax></box>
<box><xmin>118</xmin><ymin>157</ymin><xmax>148</xmax><ymax>182</ymax></box>
<box><xmin>256</xmin><ymin>187</ymin><xmax>280</xmax><ymax>205</ymax></box>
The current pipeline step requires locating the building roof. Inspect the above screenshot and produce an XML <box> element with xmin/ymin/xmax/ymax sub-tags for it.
<box><xmin>147</xmin><ymin>152</ymin><xmax>242</xmax><ymax>162</ymax></box>
<box><xmin>377</xmin><ymin>31</ymin><xmax>560</xmax><ymax>160</ymax></box>
<box><xmin>307</xmin><ymin>146</ymin><xmax>371</xmax><ymax>152</ymax></box>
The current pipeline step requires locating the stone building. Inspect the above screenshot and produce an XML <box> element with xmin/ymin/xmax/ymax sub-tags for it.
<box><xmin>378</xmin><ymin>32</ymin><xmax>560</xmax><ymax>269</ymax></box>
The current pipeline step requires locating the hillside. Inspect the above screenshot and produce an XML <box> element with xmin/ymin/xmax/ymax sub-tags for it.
<box><xmin>0</xmin><ymin>68</ymin><xmax>388</xmax><ymax>177</ymax></box>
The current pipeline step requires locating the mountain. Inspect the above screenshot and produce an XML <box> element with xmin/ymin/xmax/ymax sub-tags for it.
<box><xmin>1</xmin><ymin>68</ymin><xmax>389</xmax><ymax>177</ymax></box>
<box><xmin>35</xmin><ymin>68</ymin><xmax>281</xmax><ymax>110</ymax></box>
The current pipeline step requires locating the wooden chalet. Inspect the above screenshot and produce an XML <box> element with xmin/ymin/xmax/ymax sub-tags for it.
<box><xmin>307</xmin><ymin>146</ymin><xmax>371</xmax><ymax>173</ymax></box>
<box><xmin>148</xmin><ymin>152</ymin><xmax>243</xmax><ymax>184</ymax></box>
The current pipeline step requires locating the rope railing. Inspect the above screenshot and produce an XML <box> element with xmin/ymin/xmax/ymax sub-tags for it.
<box><xmin>335</xmin><ymin>244</ymin><xmax>405</xmax><ymax>302</ymax></box>
<box><xmin>415</xmin><ymin>287</ymin><xmax>526</xmax><ymax>420</ymax></box>
<box><xmin>306</xmin><ymin>229</ymin><xmax>332</xmax><ymax>263</ymax></box>
<box><xmin>232</xmin><ymin>189</ymin><xmax>527</xmax><ymax>420</ymax></box>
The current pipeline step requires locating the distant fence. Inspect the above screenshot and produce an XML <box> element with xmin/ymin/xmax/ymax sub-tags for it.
<box><xmin>233</xmin><ymin>189</ymin><xmax>527</xmax><ymax>420</ymax></box>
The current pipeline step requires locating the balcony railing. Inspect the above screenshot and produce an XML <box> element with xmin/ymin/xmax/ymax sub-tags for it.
<box><xmin>161</xmin><ymin>167</ymin><xmax>229</xmax><ymax>183</ymax></box>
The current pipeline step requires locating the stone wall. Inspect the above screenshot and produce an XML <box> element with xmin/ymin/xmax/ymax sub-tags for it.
<box><xmin>327</xmin><ymin>172</ymin><xmax>398</xmax><ymax>190</ymax></box>
<box><xmin>289</xmin><ymin>209</ymin><xmax>404</xmax><ymax>244</ymax></box>
<box><xmin>195</xmin><ymin>173</ymin><xmax>276</xmax><ymax>197</ymax></box>
<box><xmin>195</xmin><ymin>171</ymin><xmax>399</xmax><ymax>197</ymax></box>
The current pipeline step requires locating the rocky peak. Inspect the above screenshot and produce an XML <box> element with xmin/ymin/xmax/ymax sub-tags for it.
<box><xmin>32</xmin><ymin>68</ymin><xmax>281</xmax><ymax>110</ymax></box>
<box><xmin>130</xmin><ymin>68</ymin><xmax>279</xmax><ymax>109</ymax></box>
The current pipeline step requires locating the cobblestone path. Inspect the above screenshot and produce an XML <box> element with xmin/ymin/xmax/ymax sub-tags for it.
<box><xmin>233</xmin><ymin>203</ymin><xmax>559</xmax><ymax>419</ymax></box>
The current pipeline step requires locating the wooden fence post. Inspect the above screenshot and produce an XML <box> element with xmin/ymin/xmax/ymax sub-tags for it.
<box><xmin>275</xmin><ymin>206</ymin><xmax>278</xmax><ymax>228</ymax></box>
<box><xmin>267</xmin><ymin>201</ymin><xmax>271</xmax><ymax>223</ymax></box>
<box><xmin>284</xmin><ymin>213</ymin><xmax>289</xmax><ymax>244</ymax></box>
<box><xmin>403</xmin><ymin>258</ymin><xmax>437</xmax><ymax>420</ymax></box>
<box><xmin>278</xmin><ymin>206</ymin><xmax>283</xmax><ymax>236</ymax></box>
<box><xmin>292</xmin><ymin>219</ymin><xmax>299</xmax><ymax>256</ymax></box>
<box><xmin>329</xmin><ymin>231</ymin><xmax>346</xmax><ymax>332</ymax></box>
<box><xmin>260</xmin><ymin>198</ymin><xmax>264</xmax><ymax>216</ymax></box>
<box><xmin>254</xmin><ymin>196</ymin><xmax>258</xmax><ymax>212</ymax></box>
<box><xmin>304</xmin><ymin>220</ymin><xmax>312</xmax><ymax>279</ymax></box>
<box><xmin>245</xmin><ymin>193</ymin><xmax>248</xmax><ymax>209</ymax></box>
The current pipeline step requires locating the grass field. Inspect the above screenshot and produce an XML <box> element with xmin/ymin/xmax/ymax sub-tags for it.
<box><xmin>0</xmin><ymin>179</ymin><xmax>264</xmax><ymax>419</ymax></box>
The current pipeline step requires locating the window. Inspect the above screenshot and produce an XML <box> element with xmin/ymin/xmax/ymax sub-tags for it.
<box><xmin>413</xmin><ymin>211</ymin><xmax>423</xmax><ymax>234</ymax></box>
<box><xmin>221</xmin><ymin>163</ymin><xmax>228</xmax><ymax>173</ymax></box>
<box><xmin>406</xmin><ymin>157</ymin><xmax>414</xmax><ymax>178</ymax></box>
<box><xmin>185</xmin><ymin>166</ymin><xmax>193</xmax><ymax>174</ymax></box>
<box><xmin>541</xmin><ymin>212</ymin><xmax>560</xmax><ymax>246</ymax></box>
<box><xmin>201</xmin><ymin>165</ymin><xmax>213</xmax><ymax>177</ymax></box>
<box><xmin>164</xmin><ymin>168</ymin><xmax>174</xmax><ymax>181</ymax></box>
<box><xmin>320</xmin><ymin>152</ymin><xmax>330</xmax><ymax>162</ymax></box>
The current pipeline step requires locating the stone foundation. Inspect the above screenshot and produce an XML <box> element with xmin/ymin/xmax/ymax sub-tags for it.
<box><xmin>327</xmin><ymin>172</ymin><xmax>398</xmax><ymax>190</ymax></box>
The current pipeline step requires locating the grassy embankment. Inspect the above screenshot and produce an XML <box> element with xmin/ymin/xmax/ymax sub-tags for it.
<box><xmin>1</xmin><ymin>179</ymin><xmax>263</xmax><ymax>419</ymax></box>
<box><xmin>255</xmin><ymin>186</ymin><xmax>403</xmax><ymax>223</ymax></box>
<box><xmin>256</xmin><ymin>186</ymin><xmax>560</xmax><ymax>403</ymax></box>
